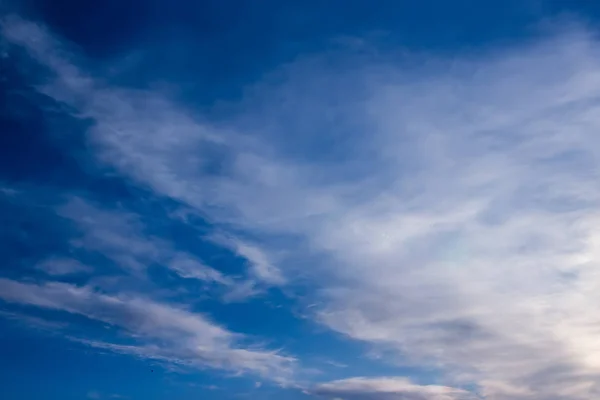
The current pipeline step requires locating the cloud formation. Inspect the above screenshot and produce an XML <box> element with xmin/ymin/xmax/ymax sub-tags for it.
<box><xmin>0</xmin><ymin>278</ymin><xmax>295</xmax><ymax>380</ymax></box>
<box><xmin>5</xmin><ymin>12</ymin><xmax>600</xmax><ymax>400</ymax></box>
<box><xmin>313</xmin><ymin>377</ymin><xmax>477</xmax><ymax>400</ymax></box>
<box><xmin>209</xmin><ymin>234</ymin><xmax>286</xmax><ymax>285</ymax></box>
<box><xmin>57</xmin><ymin>197</ymin><xmax>228</xmax><ymax>285</ymax></box>
<box><xmin>36</xmin><ymin>258</ymin><xmax>93</xmax><ymax>276</ymax></box>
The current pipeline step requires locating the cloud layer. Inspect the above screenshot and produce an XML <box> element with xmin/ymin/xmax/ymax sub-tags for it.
<box><xmin>5</xmin><ymin>13</ymin><xmax>600</xmax><ymax>400</ymax></box>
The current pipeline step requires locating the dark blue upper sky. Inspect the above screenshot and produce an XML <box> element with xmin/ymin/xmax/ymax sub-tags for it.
<box><xmin>4</xmin><ymin>1</ymin><xmax>600</xmax><ymax>400</ymax></box>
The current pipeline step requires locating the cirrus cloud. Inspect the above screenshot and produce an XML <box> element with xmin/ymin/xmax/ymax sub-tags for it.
<box><xmin>0</xmin><ymin>277</ymin><xmax>296</xmax><ymax>381</ymax></box>
<box><xmin>5</xmin><ymin>12</ymin><xmax>600</xmax><ymax>400</ymax></box>
<box><xmin>312</xmin><ymin>377</ymin><xmax>478</xmax><ymax>400</ymax></box>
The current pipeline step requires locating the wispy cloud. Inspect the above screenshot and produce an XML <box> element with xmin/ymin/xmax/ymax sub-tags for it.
<box><xmin>0</xmin><ymin>16</ymin><xmax>341</xmax><ymax>232</ymax></box>
<box><xmin>305</xmin><ymin>29</ymin><xmax>600</xmax><ymax>398</ymax></box>
<box><xmin>0</xmin><ymin>310</ymin><xmax>66</xmax><ymax>331</ymax></box>
<box><xmin>167</xmin><ymin>255</ymin><xmax>230</xmax><ymax>285</ymax></box>
<box><xmin>0</xmin><ymin>278</ymin><xmax>296</xmax><ymax>381</ymax></box>
<box><xmin>6</xmin><ymin>12</ymin><xmax>600</xmax><ymax>399</ymax></box>
<box><xmin>57</xmin><ymin>197</ymin><xmax>161</xmax><ymax>275</ymax></box>
<box><xmin>309</xmin><ymin>377</ymin><xmax>477</xmax><ymax>400</ymax></box>
<box><xmin>312</xmin><ymin>377</ymin><xmax>478</xmax><ymax>400</ymax></box>
<box><xmin>57</xmin><ymin>197</ymin><xmax>245</xmax><ymax>295</ymax></box>
<box><xmin>209</xmin><ymin>234</ymin><xmax>285</xmax><ymax>286</ymax></box>
<box><xmin>36</xmin><ymin>257</ymin><xmax>93</xmax><ymax>276</ymax></box>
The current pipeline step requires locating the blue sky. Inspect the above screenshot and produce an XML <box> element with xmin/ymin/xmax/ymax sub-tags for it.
<box><xmin>3</xmin><ymin>1</ymin><xmax>600</xmax><ymax>399</ymax></box>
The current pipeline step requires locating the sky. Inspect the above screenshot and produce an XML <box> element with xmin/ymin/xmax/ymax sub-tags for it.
<box><xmin>4</xmin><ymin>1</ymin><xmax>600</xmax><ymax>399</ymax></box>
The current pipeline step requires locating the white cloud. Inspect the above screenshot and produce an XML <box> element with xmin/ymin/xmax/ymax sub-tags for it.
<box><xmin>7</xmin><ymin>13</ymin><xmax>600</xmax><ymax>399</ymax></box>
<box><xmin>168</xmin><ymin>255</ymin><xmax>230</xmax><ymax>285</ymax></box>
<box><xmin>312</xmin><ymin>377</ymin><xmax>477</xmax><ymax>400</ymax></box>
<box><xmin>58</xmin><ymin>197</ymin><xmax>163</xmax><ymax>275</ymax></box>
<box><xmin>0</xmin><ymin>278</ymin><xmax>295</xmax><ymax>381</ymax></box>
<box><xmin>36</xmin><ymin>257</ymin><xmax>93</xmax><ymax>276</ymax></box>
<box><xmin>209</xmin><ymin>234</ymin><xmax>285</xmax><ymax>285</ymax></box>
<box><xmin>1</xmin><ymin>16</ymin><xmax>342</xmax><ymax>233</ymax></box>
<box><xmin>305</xmin><ymin>30</ymin><xmax>600</xmax><ymax>398</ymax></box>
<box><xmin>57</xmin><ymin>197</ymin><xmax>238</xmax><ymax>291</ymax></box>
<box><xmin>1</xmin><ymin>17</ymin><xmax>288</xmax><ymax>290</ymax></box>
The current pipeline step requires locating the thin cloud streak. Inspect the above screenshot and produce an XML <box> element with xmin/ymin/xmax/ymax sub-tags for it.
<box><xmin>58</xmin><ymin>196</ymin><xmax>257</xmax><ymax>298</ymax></box>
<box><xmin>209</xmin><ymin>234</ymin><xmax>286</xmax><ymax>286</ymax></box>
<box><xmin>312</xmin><ymin>377</ymin><xmax>478</xmax><ymax>400</ymax></box>
<box><xmin>36</xmin><ymin>258</ymin><xmax>93</xmax><ymax>276</ymax></box>
<box><xmin>0</xmin><ymin>278</ymin><xmax>296</xmax><ymax>381</ymax></box>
